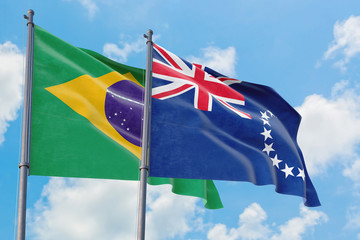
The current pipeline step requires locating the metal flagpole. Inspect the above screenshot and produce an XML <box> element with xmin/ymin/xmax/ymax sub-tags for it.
<box><xmin>137</xmin><ymin>29</ymin><xmax>153</xmax><ymax>240</ymax></box>
<box><xmin>17</xmin><ymin>9</ymin><xmax>35</xmax><ymax>240</ymax></box>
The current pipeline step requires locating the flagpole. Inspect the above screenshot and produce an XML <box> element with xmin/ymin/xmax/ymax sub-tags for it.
<box><xmin>137</xmin><ymin>29</ymin><xmax>153</xmax><ymax>240</ymax></box>
<box><xmin>17</xmin><ymin>9</ymin><xmax>34</xmax><ymax>240</ymax></box>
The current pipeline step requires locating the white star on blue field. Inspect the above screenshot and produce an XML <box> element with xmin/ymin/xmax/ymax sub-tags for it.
<box><xmin>1</xmin><ymin>1</ymin><xmax>360</xmax><ymax>239</ymax></box>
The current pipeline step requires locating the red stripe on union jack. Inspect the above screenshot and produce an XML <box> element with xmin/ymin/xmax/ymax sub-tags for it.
<box><xmin>152</xmin><ymin>44</ymin><xmax>251</xmax><ymax>119</ymax></box>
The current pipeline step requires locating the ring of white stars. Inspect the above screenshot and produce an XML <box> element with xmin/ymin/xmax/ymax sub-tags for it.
<box><xmin>260</xmin><ymin>110</ymin><xmax>305</xmax><ymax>181</ymax></box>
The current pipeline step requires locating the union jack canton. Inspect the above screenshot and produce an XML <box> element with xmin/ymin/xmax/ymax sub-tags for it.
<box><xmin>152</xmin><ymin>44</ymin><xmax>251</xmax><ymax>119</ymax></box>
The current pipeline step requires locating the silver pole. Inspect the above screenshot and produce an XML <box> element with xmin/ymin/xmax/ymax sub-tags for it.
<box><xmin>137</xmin><ymin>29</ymin><xmax>153</xmax><ymax>240</ymax></box>
<box><xmin>17</xmin><ymin>9</ymin><xmax>34</xmax><ymax>240</ymax></box>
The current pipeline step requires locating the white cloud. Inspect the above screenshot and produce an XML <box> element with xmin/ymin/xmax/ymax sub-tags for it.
<box><xmin>345</xmin><ymin>206</ymin><xmax>360</xmax><ymax>230</ymax></box>
<box><xmin>79</xmin><ymin>0</ymin><xmax>98</xmax><ymax>19</ymax></box>
<box><xmin>28</xmin><ymin>178</ymin><xmax>139</xmax><ymax>240</ymax></box>
<box><xmin>0</xmin><ymin>41</ymin><xmax>24</xmax><ymax>145</ymax></box>
<box><xmin>323</xmin><ymin>15</ymin><xmax>360</xmax><ymax>71</ymax></box>
<box><xmin>208</xmin><ymin>224</ymin><xmax>239</xmax><ymax>240</ymax></box>
<box><xmin>270</xmin><ymin>206</ymin><xmax>328</xmax><ymax>240</ymax></box>
<box><xmin>343</xmin><ymin>158</ymin><xmax>360</xmax><ymax>184</ymax></box>
<box><xmin>208</xmin><ymin>203</ymin><xmax>271</xmax><ymax>240</ymax></box>
<box><xmin>207</xmin><ymin>203</ymin><xmax>327</xmax><ymax>240</ymax></box>
<box><xmin>28</xmin><ymin>178</ymin><xmax>201</xmax><ymax>240</ymax></box>
<box><xmin>296</xmin><ymin>80</ymin><xmax>360</xmax><ymax>176</ymax></box>
<box><xmin>236</xmin><ymin>203</ymin><xmax>271</xmax><ymax>240</ymax></box>
<box><xmin>187</xmin><ymin>46</ymin><xmax>237</xmax><ymax>77</ymax></box>
<box><xmin>146</xmin><ymin>185</ymin><xmax>202</xmax><ymax>239</ymax></box>
<box><xmin>62</xmin><ymin>0</ymin><xmax>98</xmax><ymax>19</ymax></box>
<box><xmin>103</xmin><ymin>37</ymin><xmax>145</xmax><ymax>63</ymax></box>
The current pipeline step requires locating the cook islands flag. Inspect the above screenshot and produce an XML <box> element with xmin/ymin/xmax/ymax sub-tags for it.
<box><xmin>149</xmin><ymin>44</ymin><xmax>320</xmax><ymax>207</ymax></box>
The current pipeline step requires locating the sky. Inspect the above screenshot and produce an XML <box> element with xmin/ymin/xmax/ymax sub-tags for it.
<box><xmin>1</xmin><ymin>0</ymin><xmax>360</xmax><ymax>239</ymax></box>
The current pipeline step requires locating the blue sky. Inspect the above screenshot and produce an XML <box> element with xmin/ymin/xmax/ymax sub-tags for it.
<box><xmin>1</xmin><ymin>0</ymin><xmax>360</xmax><ymax>239</ymax></box>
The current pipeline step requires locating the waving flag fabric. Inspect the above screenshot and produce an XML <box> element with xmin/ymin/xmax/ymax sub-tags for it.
<box><xmin>30</xmin><ymin>25</ymin><xmax>223</xmax><ymax>209</ymax></box>
<box><xmin>149</xmin><ymin>44</ymin><xmax>320</xmax><ymax>207</ymax></box>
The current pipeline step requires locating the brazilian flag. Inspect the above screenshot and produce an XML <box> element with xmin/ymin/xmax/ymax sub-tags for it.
<box><xmin>30</xmin><ymin>25</ymin><xmax>223</xmax><ymax>209</ymax></box>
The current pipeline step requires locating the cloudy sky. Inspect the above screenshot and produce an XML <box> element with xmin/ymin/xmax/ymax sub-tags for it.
<box><xmin>1</xmin><ymin>0</ymin><xmax>360</xmax><ymax>239</ymax></box>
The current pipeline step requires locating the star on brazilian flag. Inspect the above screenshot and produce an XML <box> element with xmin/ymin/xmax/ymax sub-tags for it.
<box><xmin>30</xmin><ymin>25</ymin><xmax>222</xmax><ymax>209</ymax></box>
